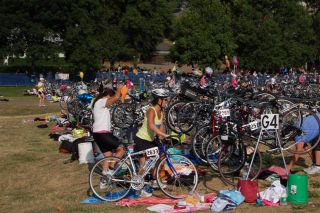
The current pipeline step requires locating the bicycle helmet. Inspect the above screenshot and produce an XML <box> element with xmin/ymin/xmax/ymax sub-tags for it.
<box><xmin>205</xmin><ymin>67</ymin><xmax>213</xmax><ymax>76</ymax></box>
<box><xmin>151</xmin><ymin>88</ymin><xmax>169</xmax><ymax>99</ymax></box>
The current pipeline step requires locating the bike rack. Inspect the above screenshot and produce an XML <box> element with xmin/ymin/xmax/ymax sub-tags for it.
<box><xmin>246</xmin><ymin>118</ymin><xmax>289</xmax><ymax>180</ymax></box>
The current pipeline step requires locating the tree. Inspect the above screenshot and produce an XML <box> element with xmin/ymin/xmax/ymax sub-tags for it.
<box><xmin>0</xmin><ymin>0</ymin><xmax>176</xmax><ymax>71</ymax></box>
<box><xmin>0</xmin><ymin>0</ymin><xmax>62</xmax><ymax>70</ymax></box>
<box><xmin>105</xmin><ymin>0</ymin><xmax>176</xmax><ymax>60</ymax></box>
<box><xmin>231</xmin><ymin>0</ymin><xmax>315</xmax><ymax>71</ymax></box>
<box><xmin>169</xmin><ymin>0</ymin><xmax>236</xmax><ymax>68</ymax></box>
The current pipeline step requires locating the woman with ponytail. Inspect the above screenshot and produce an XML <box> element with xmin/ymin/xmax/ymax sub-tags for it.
<box><xmin>92</xmin><ymin>84</ymin><xmax>124</xmax><ymax>187</ymax></box>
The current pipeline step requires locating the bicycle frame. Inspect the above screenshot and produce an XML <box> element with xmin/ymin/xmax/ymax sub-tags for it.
<box><xmin>111</xmin><ymin>143</ymin><xmax>180</xmax><ymax>184</ymax></box>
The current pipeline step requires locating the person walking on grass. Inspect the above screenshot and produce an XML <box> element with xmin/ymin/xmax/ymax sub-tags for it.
<box><xmin>36</xmin><ymin>78</ymin><xmax>46</xmax><ymax>107</ymax></box>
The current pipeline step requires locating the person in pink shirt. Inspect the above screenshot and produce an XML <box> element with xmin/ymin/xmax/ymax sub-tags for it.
<box><xmin>231</xmin><ymin>71</ymin><xmax>237</xmax><ymax>88</ymax></box>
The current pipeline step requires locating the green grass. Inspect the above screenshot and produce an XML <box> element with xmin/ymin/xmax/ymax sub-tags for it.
<box><xmin>311</xmin><ymin>181</ymin><xmax>320</xmax><ymax>188</ymax></box>
<box><xmin>309</xmin><ymin>191</ymin><xmax>320</xmax><ymax>198</ymax></box>
<box><xmin>0</xmin><ymin>86</ymin><xmax>34</xmax><ymax>97</ymax></box>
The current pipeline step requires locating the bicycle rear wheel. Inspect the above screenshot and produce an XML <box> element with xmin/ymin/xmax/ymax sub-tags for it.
<box><xmin>165</xmin><ymin>101</ymin><xmax>185</xmax><ymax>133</ymax></box>
<box><xmin>89</xmin><ymin>157</ymin><xmax>132</xmax><ymax>202</ymax></box>
<box><xmin>281</xmin><ymin>107</ymin><xmax>320</xmax><ymax>154</ymax></box>
<box><xmin>177</xmin><ymin>102</ymin><xmax>198</xmax><ymax>133</ymax></box>
<box><xmin>192</xmin><ymin>125</ymin><xmax>213</xmax><ymax>163</ymax></box>
<box><xmin>156</xmin><ymin>155</ymin><xmax>198</xmax><ymax>199</ymax></box>
<box><xmin>205</xmin><ymin>136</ymin><xmax>222</xmax><ymax>171</ymax></box>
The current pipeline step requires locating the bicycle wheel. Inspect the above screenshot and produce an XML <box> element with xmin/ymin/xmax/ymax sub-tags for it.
<box><xmin>194</xmin><ymin>104</ymin><xmax>213</xmax><ymax>129</ymax></box>
<box><xmin>276</xmin><ymin>98</ymin><xmax>294</xmax><ymax>114</ymax></box>
<box><xmin>205</xmin><ymin>136</ymin><xmax>222</xmax><ymax>171</ymax></box>
<box><xmin>281</xmin><ymin>107</ymin><xmax>320</xmax><ymax>154</ymax></box>
<box><xmin>112</xmin><ymin>103</ymin><xmax>135</xmax><ymax>128</ymax></box>
<box><xmin>218</xmin><ymin>143</ymin><xmax>262</xmax><ymax>186</ymax></box>
<box><xmin>177</xmin><ymin>102</ymin><xmax>198</xmax><ymax>133</ymax></box>
<box><xmin>156</xmin><ymin>155</ymin><xmax>198</xmax><ymax>199</ymax></box>
<box><xmin>192</xmin><ymin>125</ymin><xmax>213</xmax><ymax>163</ymax></box>
<box><xmin>89</xmin><ymin>157</ymin><xmax>132</xmax><ymax>202</ymax></box>
<box><xmin>165</xmin><ymin>101</ymin><xmax>185</xmax><ymax>133</ymax></box>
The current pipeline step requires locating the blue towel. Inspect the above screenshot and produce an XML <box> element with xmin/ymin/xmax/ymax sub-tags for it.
<box><xmin>81</xmin><ymin>189</ymin><xmax>139</xmax><ymax>204</ymax></box>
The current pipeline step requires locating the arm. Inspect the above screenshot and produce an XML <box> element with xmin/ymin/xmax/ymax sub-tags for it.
<box><xmin>106</xmin><ymin>85</ymin><xmax>123</xmax><ymax>107</ymax></box>
<box><xmin>159</xmin><ymin>112</ymin><xmax>166</xmax><ymax>139</ymax></box>
<box><xmin>146</xmin><ymin>109</ymin><xmax>167</xmax><ymax>138</ymax></box>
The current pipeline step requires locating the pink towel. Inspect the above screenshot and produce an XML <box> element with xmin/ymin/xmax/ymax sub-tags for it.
<box><xmin>116</xmin><ymin>196</ymin><xmax>179</xmax><ymax>207</ymax></box>
<box><xmin>267</xmin><ymin>166</ymin><xmax>288</xmax><ymax>179</ymax></box>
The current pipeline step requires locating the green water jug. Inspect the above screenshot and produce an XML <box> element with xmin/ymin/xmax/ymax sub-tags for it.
<box><xmin>287</xmin><ymin>174</ymin><xmax>308</xmax><ymax>205</ymax></box>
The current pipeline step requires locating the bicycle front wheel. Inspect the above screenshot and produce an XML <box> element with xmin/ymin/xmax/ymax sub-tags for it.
<box><xmin>218</xmin><ymin>143</ymin><xmax>262</xmax><ymax>186</ymax></box>
<box><xmin>156</xmin><ymin>155</ymin><xmax>198</xmax><ymax>199</ymax></box>
<box><xmin>89</xmin><ymin>157</ymin><xmax>132</xmax><ymax>202</ymax></box>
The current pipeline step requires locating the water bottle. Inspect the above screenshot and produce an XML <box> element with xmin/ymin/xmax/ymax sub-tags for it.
<box><xmin>280</xmin><ymin>191</ymin><xmax>288</xmax><ymax>206</ymax></box>
<box><xmin>143</xmin><ymin>159</ymin><xmax>153</xmax><ymax>170</ymax></box>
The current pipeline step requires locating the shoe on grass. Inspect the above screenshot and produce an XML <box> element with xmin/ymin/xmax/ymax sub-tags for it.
<box><xmin>305</xmin><ymin>166</ymin><xmax>320</xmax><ymax>175</ymax></box>
<box><xmin>140</xmin><ymin>189</ymin><xmax>152</xmax><ymax>198</ymax></box>
<box><xmin>152</xmin><ymin>180</ymin><xmax>167</xmax><ymax>189</ymax></box>
<box><xmin>303</xmin><ymin>165</ymin><xmax>316</xmax><ymax>173</ymax></box>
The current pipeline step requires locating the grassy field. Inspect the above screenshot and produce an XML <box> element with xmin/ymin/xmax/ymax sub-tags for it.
<box><xmin>1</xmin><ymin>88</ymin><xmax>320</xmax><ymax>212</ymax></box>
<box><xmin>0</xmin><ymin>86</ymin><xmax>34</xmax><ymax>97</ymax></box>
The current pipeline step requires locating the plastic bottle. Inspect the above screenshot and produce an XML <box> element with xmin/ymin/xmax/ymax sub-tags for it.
<box><xmin>280</xmin><ymin>191</ymin><xmax>288</xmax><ymax>206</ymax></box>
<box><xmin>143</xmin><ymin>158</ymin><xmax>153</xmax><ymax>170</ymax></box>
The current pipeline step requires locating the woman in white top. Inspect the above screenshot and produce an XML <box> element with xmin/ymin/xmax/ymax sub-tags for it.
<box><xmin>92</xmin><ymin>85</ymin><xmax>124</xmax><ymax>176</ymax></box>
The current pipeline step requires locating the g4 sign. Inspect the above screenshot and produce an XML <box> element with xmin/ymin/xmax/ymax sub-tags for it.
<box><xmin>261</xmin><ymin>114</ymin><xmax>279</xmax><ymax>130</ymax></box>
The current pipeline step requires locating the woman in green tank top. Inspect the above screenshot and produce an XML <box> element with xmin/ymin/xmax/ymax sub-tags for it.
<box><xmin>134</xmin><ymin>89</ymin><xmax>170</xmax><ymax>175</ymax></box>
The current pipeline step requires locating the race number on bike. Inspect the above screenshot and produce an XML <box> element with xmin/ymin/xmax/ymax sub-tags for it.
<box><xmin>146</xmin><ymin>147</ymin><xmax>159</xmax><ymax>157</ymax></box>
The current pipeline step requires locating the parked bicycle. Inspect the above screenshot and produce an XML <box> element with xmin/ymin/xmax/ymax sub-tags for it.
<box><xmin>89</xmin><ymin>137</ymin><xmax>198</xmax><ymax>201</ymax></box>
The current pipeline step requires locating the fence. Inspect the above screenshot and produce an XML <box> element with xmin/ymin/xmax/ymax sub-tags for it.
<box><xmin>0</xmin><ymin>71</ymin><xmax>167</xmax><ymax>86</ymax></box>
<box><xmin>0</xmin><ymin>73</ymin><xmax>34</xmax><ymax>86</ymax></box>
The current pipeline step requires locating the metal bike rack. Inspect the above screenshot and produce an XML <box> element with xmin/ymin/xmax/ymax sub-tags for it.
<box><xmin>246</xmin><ymin>114</ymin><xmax>289</xmax><ymax>180</ymax></box>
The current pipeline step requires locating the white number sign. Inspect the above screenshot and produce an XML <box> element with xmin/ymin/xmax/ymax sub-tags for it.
<box><xmin>219</xmin><ymin>109</ymin><xmax>230</xmax><ymax>117</ymax></box>
<box><xmin>145</xmin><ymin>147</ymin><xmax>159</xmax><ymax>157</ymax></box>
<box><xmin>248</xmin><ymin>121</ymin><xmax>259</xmax><ymax>131</ymax></box>
<box><xmin>261</xmin><ymin>114</ymin><xmax>279</xmax><ymax>130</ymax></box>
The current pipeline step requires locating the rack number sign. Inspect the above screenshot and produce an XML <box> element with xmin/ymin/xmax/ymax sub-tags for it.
<box><xmin>145</xmin><ymin>147</ymin><xmax>159</xmax><ymax>157</ymax></box>
<box><xmin>261</xmin><ymin>114</ymin><xmax>279</xmax><ymax>130</ymax></box>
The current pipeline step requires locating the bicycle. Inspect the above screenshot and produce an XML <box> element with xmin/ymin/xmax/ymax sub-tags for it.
<box><xmin>89</xmin><ymin>138</ymin><xmax>198</xmax><ymax>201</ymax></box>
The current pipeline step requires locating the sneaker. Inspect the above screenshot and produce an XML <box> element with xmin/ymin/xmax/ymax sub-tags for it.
<box><xmin>100</xmin><ymin>178</ymin><xmax>108</xmax><ymax>189</ymax></box>
<box><xmin>152</xmin><ymin>180</ymin><xmax>167</xmax><ymax>189</ymax></box>
<box><xmin>140</xmin><ymin>189</ymin><xmax>152</xmax><ymax>198</ymax></box>
<box><xmin>305</xmin><ymin>166</ymin><xmax>320</xmax><ymax>175</ymax></box>
<box><xmin>100</xmin><ymin>170</ymin><xmax>114</xmax><ymax>189</ymax></box>
<box><xmin>303</xmin><ymin>165</ymin><xmax>316</xmax><ymax>173</ymax></box>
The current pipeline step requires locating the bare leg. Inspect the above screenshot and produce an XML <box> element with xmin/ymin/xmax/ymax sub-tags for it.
<box><xmin>315</xmin><ymin>150</ymin><xmax>320</xmax><ymax>166</ymax></box>
<box><xmin>114</xmin><ymin>147</ymin><xmax>125</xmax><ymax>159</ymax></box>
<box><xmin>288</xmin><ymin>142</ymin><xmax>304</xmax><ymax>171</ymax></box>
<box><xmin>109</xmin><ymin>147</ymin><xmax>125</xmax><ymax>169</ymax></box>
<box><xmin>41</xmin><ymin>94</ymin><xmax>45</xmax><ymax>106</ymax></box>
<box><xmin>102</xmin><ymin>151</ymin><xmax>113</xmax><ymax>171</ymax></box>
<box><xmin>139</xmin><ymin>156</ymin><xmax>146</xmax><ymax>175</ymax></box>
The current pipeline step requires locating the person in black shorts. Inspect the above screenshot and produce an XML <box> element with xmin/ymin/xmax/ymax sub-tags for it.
<box><xmin>92</xmin><ymin>85</ymin><xmax>124</xmax><ymax>180</ymax></box>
